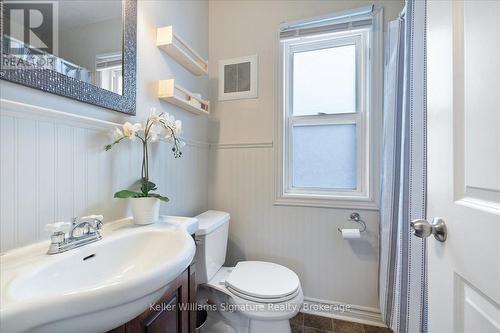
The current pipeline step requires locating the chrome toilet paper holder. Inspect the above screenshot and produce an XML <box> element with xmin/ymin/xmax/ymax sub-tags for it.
<box><xmin>337</xmin><ymin>212</ymin><xmax>367</xmax><ymax>233</ymax></box>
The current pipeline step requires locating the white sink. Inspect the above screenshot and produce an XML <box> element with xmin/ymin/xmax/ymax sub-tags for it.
<box><xmin>0</xmin><ymin>216</ymin><xmax>198</xmax><ymax>333</ymax></box>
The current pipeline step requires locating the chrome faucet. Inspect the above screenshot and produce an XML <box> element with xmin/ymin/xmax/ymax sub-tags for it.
<box><xmin>46</xmin><ymin>215</ymin><xmax>103</xmax><ymax>254</ymax></box>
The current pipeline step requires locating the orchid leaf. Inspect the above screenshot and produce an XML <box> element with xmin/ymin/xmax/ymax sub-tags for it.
<box><xmin>141</xmin><ymin>178</ymin><xmax>157</xmax><ymax>194</ymax></box>
<box><xmin>148</xmin><ymin>193</ymin><xmax>170</xmax><ymax>202</ymax></box>
<box><xmin>114</xmin><ymin>190</ymin><xmax>145</xmax><ymax>198</ymax></box>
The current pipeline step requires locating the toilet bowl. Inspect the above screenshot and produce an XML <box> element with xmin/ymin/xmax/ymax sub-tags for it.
<box><xmin>194</xmin><ymin>211</ymin><xmax>303</xmax><ymax>333</ymax></box>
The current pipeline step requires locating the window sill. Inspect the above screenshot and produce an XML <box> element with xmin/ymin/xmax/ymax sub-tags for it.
<box><xmin>274</xmin><ymin>194</ymin><xmax>379</xmax><ymax>210</ymax></box>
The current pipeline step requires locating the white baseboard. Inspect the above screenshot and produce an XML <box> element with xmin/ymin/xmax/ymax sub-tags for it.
<box><xmin>302</xmin><ymin>297</ymin><xmax>388</xmax><ymax>328</ymax></box>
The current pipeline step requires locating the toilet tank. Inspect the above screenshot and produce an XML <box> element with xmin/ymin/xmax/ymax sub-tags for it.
<box><xmin>194</xmin><ymin>210</ymin><xmax>230</xmax><ymax>284</ymax></box>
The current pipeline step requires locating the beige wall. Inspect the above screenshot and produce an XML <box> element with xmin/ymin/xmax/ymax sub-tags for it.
<box><xmin>208</xmin><ymin>0</ymin><xmax>404</xmax><ymax>313</ymax></box>
<box><xmin>209</xmin><ymin>0</ymin><xmax>403</xmax><ymax>144</ymax></box>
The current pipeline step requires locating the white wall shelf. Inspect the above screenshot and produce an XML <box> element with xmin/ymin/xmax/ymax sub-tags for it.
<box><xmin>158</xmin><ymin>79</ymin><xmax>209</xmax><ymax>116</ymax></box>
<box><xmin>156</xmin><ymin>26</ymin><xmax>208</xmax><ymax>76</ymax></box>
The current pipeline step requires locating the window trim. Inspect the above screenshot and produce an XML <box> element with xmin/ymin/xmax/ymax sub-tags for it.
<box><xmin>285</xmin><ymin>33</ymin><xmax>366</xmax><ymax>197</ymax></box>
<box><xmin>275</xmin><ymin>10</ymin><xmax>383</xmax><ymax>210</ymax></box>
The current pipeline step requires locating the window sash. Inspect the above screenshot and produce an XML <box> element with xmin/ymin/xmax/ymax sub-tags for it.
<box><xmin>282</xmin><ymin>30</ymin><xmax>369</xmax><ymax>198</ymax></box>
<box><xmin>286</xmin><ymin>114</ymin><xmax>365</xmax><ymax>195</ymax></box>
<box><xmin>288</xmin><ymin>34</ymin><xmax>363</xmax><ymax>116</ymax></box>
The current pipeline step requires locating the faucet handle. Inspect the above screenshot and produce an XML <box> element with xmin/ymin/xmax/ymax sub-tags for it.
<box><xmin>81</xmin><ymin>215</ymin><xmax>103</xmax><ymax>222</ymax></box>
<box><xmin>81</xmin><ymin>215</ymin><xmax>104</xmax><ymax>230</ymax></box>
<box><xmin>45</xmin><ymin>222</ymin><xmax>71</xmax><ymax>234</ymax></box>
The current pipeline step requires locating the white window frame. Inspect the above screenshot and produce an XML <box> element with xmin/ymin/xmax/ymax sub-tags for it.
<box><xmin>275</xmin><ymin>10</ymin><xmax>383</xmax><ymax>210</ymax></box>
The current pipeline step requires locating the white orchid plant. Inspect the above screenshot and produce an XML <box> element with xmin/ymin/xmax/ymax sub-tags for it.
<box><xmin>105</xmin><ymin>109</ymin><xmax>183</xmax><ymax>202</ymax></box>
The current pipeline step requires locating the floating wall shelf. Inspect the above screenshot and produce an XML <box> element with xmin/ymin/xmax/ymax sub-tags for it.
<box><xmin>156</xmin><ymin>26</ymin><xmax>208</xmax><ymax>76</ymax></box>
<box><xmin>158</xmin><ymin>79</ymin><xmax>209</xmax><ymax>116</ymax></box>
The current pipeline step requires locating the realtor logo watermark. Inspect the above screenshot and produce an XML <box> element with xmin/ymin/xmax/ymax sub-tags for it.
<box><xmin>150</xmin><ymin>302</ymin><xmax>352</xmax><ymax>314</ymax></box>
<box><xmin>2</xmin><ymin>1</ymin><xmax>58</xmax><ymax>70</ymax></box>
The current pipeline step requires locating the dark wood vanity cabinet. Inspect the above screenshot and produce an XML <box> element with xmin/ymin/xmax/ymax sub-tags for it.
<box><xmin>108</xmin><ymin>263</ymin><xmax>197</xmax><ymax>333</ymax></box>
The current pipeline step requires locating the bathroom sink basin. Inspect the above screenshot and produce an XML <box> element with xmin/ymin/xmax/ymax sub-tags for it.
<box><xmin>0</xmin><ymin>216</ymin><xmax>198</xmax><ymax>333</ymax></box>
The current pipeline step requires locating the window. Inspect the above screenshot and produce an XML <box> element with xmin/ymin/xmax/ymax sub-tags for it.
<box><xmin>95</xmin><ymin>52</ymin><xmax>123</xmax><ymax>95</ymax></box>
<box><xmin>276</xmin><ymin>9</ymin><xmax>382</xmax><ymax>209</ymax></box>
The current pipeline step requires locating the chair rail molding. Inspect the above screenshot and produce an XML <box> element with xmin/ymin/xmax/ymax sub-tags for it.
<box><xmin>0</xmin><ymin>99</ymin><xmax>209</xmax><ymax>148</ymax></box>
<box><xmin>210</xmin><ymin>141</ymin><xmax>273</xmax><ymax>149</ymax></box>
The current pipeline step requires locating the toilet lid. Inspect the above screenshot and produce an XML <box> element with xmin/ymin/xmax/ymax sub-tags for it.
<box><xmin>225</xmin><ymin>261</ymin><xmax>300</xmax><ymax>300</ymax></box>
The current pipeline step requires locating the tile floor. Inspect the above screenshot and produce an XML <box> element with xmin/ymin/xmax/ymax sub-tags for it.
<box><xmin>290</xmin><ymin>312</ymin><xmax>392</xmax><ymax>333</ymax></box>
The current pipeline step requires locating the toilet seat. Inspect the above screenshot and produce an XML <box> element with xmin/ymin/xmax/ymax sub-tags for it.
<box><xmin>224</xmin><ymin>261</ymin><xmax>300</xmax><ymax>303</ymax></box>
<box><xmin>204</xmin><ymin>265</ymin><xmax>304</xmax><ymax>322</ymax></box>
<box><xmin>226</xmin><ymin>285</ymin><xmax>301</xmax><ymax>303</ymax></box>
<box><xmin>226</xmin><ymin>282</ymin><xmax>304</xmax><ymax>321</ymax></box>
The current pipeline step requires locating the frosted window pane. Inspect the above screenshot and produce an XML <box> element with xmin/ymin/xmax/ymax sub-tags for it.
<box><xmin>292</xmin><ymin>124</ymin><xmax>357</xmax><ymax>189</ymax></box>
<box><xmin>293</xmin><ymin>45</ymin><xmax>356</xmax><ymax>116</ymax></box>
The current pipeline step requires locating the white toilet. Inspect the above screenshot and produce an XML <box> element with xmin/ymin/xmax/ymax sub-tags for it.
<box><xmin>195</xmin><ymin>210</ymin><xmax>303</xmax><ymax>333</ymax></box>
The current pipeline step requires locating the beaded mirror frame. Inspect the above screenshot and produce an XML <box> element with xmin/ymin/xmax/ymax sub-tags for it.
<box><xmin>0</xmin><ymin>0</ymin><xmax>137</xmax><ymax>115</ymax></box>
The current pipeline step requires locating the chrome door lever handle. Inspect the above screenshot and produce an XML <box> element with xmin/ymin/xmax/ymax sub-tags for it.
<box><xmin>410</xmin><ymin>217</ymin><xmax>447</xmax><ymax>242</ymax></box>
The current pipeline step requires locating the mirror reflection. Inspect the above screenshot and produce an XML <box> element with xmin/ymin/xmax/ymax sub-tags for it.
<box><xmin>3</xmin><ymin>0</ymin><xmax>123</xmax><ymax>94</ymax></box>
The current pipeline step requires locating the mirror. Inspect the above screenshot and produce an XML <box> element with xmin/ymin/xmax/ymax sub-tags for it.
<box><xmin>1</xmin><ymin>0</ymin><xmax>137</xmax><ymax>114</ymax></box>
<box><xmin>58</xmin><ymin>1</ymin><xmax>123</xmax><ymax>94</ymax></box>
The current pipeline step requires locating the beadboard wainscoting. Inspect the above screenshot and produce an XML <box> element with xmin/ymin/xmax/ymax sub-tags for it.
<box><xmin>208</xmin><ymin>143</ymin><xmax>382</xmax><ymax>325</ymax></box>
<box><xmin>0</xmin><ymin>100</ymin><xmax>209</xmax><ymax>253</ymax></box>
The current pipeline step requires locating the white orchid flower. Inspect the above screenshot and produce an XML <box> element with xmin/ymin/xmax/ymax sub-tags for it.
<box><xmin>104</xmin><ymin>107</ymin><xmax>183</xmax><ymax>161</ymax></box>
<box><xmin>174</xmin><ymin>120</ymin><xmax>182</xmax><ymax>135</ymax></box>
<box><xmin>149</xmin><ymin>115</ymin><xmax>161</xmax><ymax>123</ymax></box>
<box><xmin>148</xmin><ymin>124</ymin><xmax>163</xmax><ymax>142</ymax></box>
<box><xmin>122</xmin><ymin>122</ymin><xmax>142</xmax><ymax>139</ymax></box>
<box><xmin>148</xmin><ymin>107</ymin><xmax>162</xmax><ymax>123</ymax></box>
<box><xmin>113</xmin><ymin>127</ymin><xmax>123</xmax><ymax>140</ymax></box>
<box><xmin>161</xmin><ymin>113</ymin><xmax>175</xmax><ymax>127</ymax></box>
<box><xmin>168</xmin><ymin>114</ymin><xmax>176</xmax><ymax>124</ymax></box>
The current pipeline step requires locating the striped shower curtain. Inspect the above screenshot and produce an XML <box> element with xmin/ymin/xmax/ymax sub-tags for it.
<box><xmin>379</xmin><ymin>1</ymin><xmax>428</xmax><ymax>332</ymax></box>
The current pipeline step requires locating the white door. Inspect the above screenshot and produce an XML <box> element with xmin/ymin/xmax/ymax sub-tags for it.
<box><xmin>427</xmin><ymin>1</ymin><xmax>500</xmax><ymax>332</ymax></box>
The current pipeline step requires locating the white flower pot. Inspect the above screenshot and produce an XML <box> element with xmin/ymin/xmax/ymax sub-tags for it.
<box><xmin>130</xmin><ymin>197</ymin><xmax>160</xmax><ymax>225</ymax></box>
